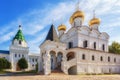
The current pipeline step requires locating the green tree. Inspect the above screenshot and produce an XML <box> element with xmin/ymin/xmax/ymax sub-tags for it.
<box><xmin>0</xmin><ymin>58</ymin><xmax>11</xmax><ymax>71</ymax></box>
<box><xmin>109</xmin><ymin>41</ymin><xmax>120</xmax><ymax>54</ymax></box>
<box><xmin>17</xmin><ymin>58</ymin><xmax>28</xmax><ymax>70</ymax></box>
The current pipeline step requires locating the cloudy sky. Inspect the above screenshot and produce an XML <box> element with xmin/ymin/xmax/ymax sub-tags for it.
<box><xmin>0</xmin><ymin>0</ymin><xmax>120</xmax><ymax>53</ymax></box>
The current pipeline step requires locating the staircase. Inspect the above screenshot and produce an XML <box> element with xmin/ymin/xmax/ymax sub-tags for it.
<box><xmin>66</xmin><ymin>58</ymin><xmax>76</xmax><ymax>69</ymax></box>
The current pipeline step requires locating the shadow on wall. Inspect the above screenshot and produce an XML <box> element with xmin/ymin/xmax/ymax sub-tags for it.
<box><xmin>68</xmin><ymin>65</ymin><xmax>77</xmax><ymax>75</ymax></box>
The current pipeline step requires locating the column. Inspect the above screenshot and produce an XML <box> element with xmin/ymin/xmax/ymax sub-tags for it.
<box><xmin>43</xmin><ymin>52</ymin><xmax>51</xmax><ymax>75</ymax></box>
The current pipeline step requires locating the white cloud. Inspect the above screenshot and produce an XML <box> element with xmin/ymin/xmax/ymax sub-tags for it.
<box><xmin>0</xmin><ymin>32</ymin><xmax>15</xmax><ymax>44</ymax></box>
<box><xmin>0</xmin><ymin>0</ymin><xmax>120</xmax><ymax>52</ymax></box>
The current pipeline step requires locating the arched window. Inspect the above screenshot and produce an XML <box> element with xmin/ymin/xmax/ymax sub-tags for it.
<box><xmin>102</xmin><ymin>44</ymin><xmax>105</xmax><ymax>51</ymax></box>
<box><xmin>68</xmin><ymin>42</ymin><xmax>73</xmax><ymax>49</ymax></box>
<box><xmin>100</xmin><ymin>56</ymin><xmax>103</xmax><ymax>61</ymax></box>
<box><xmin>94</xmin><ymin>42</ymin><xmax>96</xmax><ymax>50</ymax></box>
<box><xmin>82</xmin><ymin>54</ymin><xmax>85</xmax><ymax>60</ymax></box>
<box><xmin>92</xmin><ymin>55</ymin><xmax>95</xmax><ymax>61</ymax></box>
<box><xmin>108</xmin><ymin>56</ymin><xmax>110</xmax><ymax>62</ymax></box>
<box><xmin>83</xmin><ymin>40</ymin><xmax>88</xmax><ymax>48</ymax></box>
<box><xmin>114</xmin><ymin>58</ymin><xmax>116</xmax><ymax>63</ymax></box>
<box><xmin>19</xmin><ymin>54</ymin><xmax>20</xmax><ymax>57</ymax></box>
<box><xmin>15</xmin><ymin>54</ymin><xmax>17</xmax><ymax>57</ymax></box>
<box><xmin>32</xmin><ymin>58</ymin><xmax>34</xmax><ymax>62</ymax></box>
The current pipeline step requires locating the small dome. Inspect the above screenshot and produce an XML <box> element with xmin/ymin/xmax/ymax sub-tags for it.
<box><xmin>69</xmin><ymin>10</ymin><xmax>84</xmax><ymax>24</ymax></box>
<box><xmin>89</xmin><ymin>18</ymin><xmax>100</xmax><ymax>26</ymax></box>
<box><xmin>58</xmin><ymin>24</ymin><xmax>66</xmax><ymax>31</ymax></box>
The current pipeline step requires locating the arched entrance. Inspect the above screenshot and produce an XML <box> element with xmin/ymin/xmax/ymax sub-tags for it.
<box><xmin>67</xmin><ymin>52</ymin><xmax>75</xmax><ymax>61</ymax></box>
<box><xmin>50</xmin><ymin>51</ymin><xmax>56</xmax><ymax>70</ymax></box>
<box><xmin>57</xmin><ymin>52</ymin><xmax>63</xmax><ymax>71</ymax></box>
<box><xmin>68</xmin><ymin>65</ymin><xmax>77</xmax><ymax>75</ymax></box>
<box><xmin>16</xmin><ymin>63</ymin><xmax>20</xmax><ymax>71</ymax></box>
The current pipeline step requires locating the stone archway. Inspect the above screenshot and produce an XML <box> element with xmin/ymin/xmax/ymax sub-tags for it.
<box><xmin>67</xmin><ymin>52</ymin><xmax>75</xmax><ymax>61</ymax></box>
<box><xmin>50</xmin><ymin>51</ymin><xmax>56</xmax><ymax>70</ymax></box>
<box><xmin>16</xmin><ymin>63</ymin><xmax>20</xmax><ymax>71</ymax></box>
<box><xmin>68</xmin><ymin>65</ymin><xmax>77</xmax><ymax>75</ymax></box>
<box><xmin>56</xmin><ymin>52</ymin><xmax>63</xmax><ymax>71</ymax></box>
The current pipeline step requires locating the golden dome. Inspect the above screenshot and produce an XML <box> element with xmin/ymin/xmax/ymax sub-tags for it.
<box><xmin>89</xmin><ymin>18</ymin><xmax>100</xmax><ymax>26</ymax></box>
<box><xmin>58</xmin><ymin>24</ymin><xmax>66</xmax><ymax>31</ymax></box>
<box><xmin>69</xmin><ymin>10</ymin><xmax>84</xmax><ymax>24</ymax></box>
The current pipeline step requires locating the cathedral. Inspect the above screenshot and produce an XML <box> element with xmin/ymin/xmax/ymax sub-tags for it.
<box><xmin>38</xmin><ymin>4</ymin><xmax>120</xmax><ymax>75</ymax></box>
<box><xmin>0</xmin><ymin>25</ymin><xmax>39</xmax><ymax>71</ymax></box>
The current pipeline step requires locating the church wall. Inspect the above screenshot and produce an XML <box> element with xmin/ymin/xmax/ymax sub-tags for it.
<box><xmin>28</xmin><ymin>55</ymin><xmax>39</xmax><ymax>70</ymax></box>
<box><xmin>0</xmin><ymin>54</ymin><xmax>9</xmax><ymax>61</ymax></box>
<box><xmin>77</xmin><ymin>31</ymin><xmax>108</xmax><ymax>52</ymax></box>
<box><xmin>68</xmin><ymin>48</ymin><xmax>120</xmax><ymax>74</ymax></box>
<box><xmin>9</xmin><ymin>46</ymin><xmax>29</xmax><ymax>71</ymax></box>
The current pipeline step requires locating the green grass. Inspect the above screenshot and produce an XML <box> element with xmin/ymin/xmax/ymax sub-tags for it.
<box><xmin>0</xmin><ymin>70</ymin><xmax>7</xmax><ymax>74</ymax></box>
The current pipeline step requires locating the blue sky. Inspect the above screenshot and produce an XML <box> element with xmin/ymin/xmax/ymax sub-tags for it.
<box><xmin>0</xmin><ymin>0</ymin><xmax>120</xmax><ymax>53</ymax></box>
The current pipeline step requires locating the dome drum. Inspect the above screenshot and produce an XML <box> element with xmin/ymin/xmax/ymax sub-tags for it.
<box><xmin>58</xmin><ymin>24</ymin><xmax>66</xmax><ymax>31</ymax></box>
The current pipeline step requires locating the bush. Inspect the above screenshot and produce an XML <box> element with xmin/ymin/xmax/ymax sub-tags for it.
<box><xmin>0</xmin><ymin>58</ymin><xmax>11</xmax><ymax>71</ymax></box>
<box><xmin>17</xmin><ymin>58</ymin><xmax>28</xmax><ymax>70</ymax></box>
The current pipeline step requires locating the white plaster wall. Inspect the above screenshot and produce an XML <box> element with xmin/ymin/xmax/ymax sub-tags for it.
<box><xmin>0</xmin><ymin>54</ymin><xmax>10</xmax><ymax>61</ymax></box>
<box><xmin>68</xmin><ymin>48</ymin><xmax>120</xmax><ymax>74</ymax></box>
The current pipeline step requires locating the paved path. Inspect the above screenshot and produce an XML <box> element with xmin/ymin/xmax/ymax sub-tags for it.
<box><xmin>0</xmin><ymin>73</ymin><xmax>120</xmax><ymax>80</ymax></box>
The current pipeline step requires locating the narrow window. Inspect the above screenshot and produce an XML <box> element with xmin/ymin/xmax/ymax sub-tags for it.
<box><xmin>32</xmin><ymin>59</ymin><xmax>34</xmax><ymax>62</ymax></box>
<box><xmin>19</xmin><ymin>54</ymin><xmax>20</xmax><ymax>57</ymax></box>
<box><xmin>83</xmin><ymin>40</ymin><xmax>88</xmax><ymax>48</ymax></box>
<box><xmin>94</xmin><ymin>42</ymin><xmax>96</xmax><ymax>50</ymax></box>
<box><xmin>114</xmin><ymin>58</ymin><xmax>116</xmax><ymax>63</ymax></box>
<box><xmin>100</xmin><ymin>56</ymin><xmax>103</xmax><ymax>61</ymax></box>
<box><xmin>92</xmin><ymin>55</ymin><xmax>95</xmax><ymax>61</ymax></box>
<box><xmin>15</xmin><ymin>54</ymin><xmax>17</xmax><ymax>57</ymax></box>
<box><xmin>68</xmin><ymin>42</ymin><xmax>73</xmax><ymax>49</ymax></box>
<box><xmin>108</xmin><ymin>56</ymin><xmax>110</xmax><ymax>62</ymax></box>
<box><xmin>36</xmin><ymin>59</ymin><xmax>37</xmax><ymax>62</ymax></box>
<box><xmin>82</xmin><ymin>54</ymin><xmax>85</xmax><ymax>60</ymax></box>
<box><xmin>102</xmin><ymin>44</ymin><xmax>105</xmax><ymax>51</ymax></box>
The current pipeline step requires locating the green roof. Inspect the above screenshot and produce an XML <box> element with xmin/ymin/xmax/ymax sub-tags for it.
<box><xmin>13</xmin><ymin>28</ymin><xmax>26</xmax><ymax>41</ymax></box>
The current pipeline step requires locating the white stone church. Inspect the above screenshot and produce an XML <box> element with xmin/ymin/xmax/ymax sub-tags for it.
<box><xmin>38</xmin><ymin>6</ymin><xmax>120</xmax><ymax>75</ymax></box>
<box><xmin>0</xmin><ymin>2</ymin><xmax>120</xmax><ymax>75</ymax></box>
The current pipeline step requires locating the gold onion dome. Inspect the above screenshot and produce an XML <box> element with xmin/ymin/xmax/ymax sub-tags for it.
<box><xmin>89</xmin><ymin>17</ymin><xmax>100</xmax><ymax>26</ymax></box>
<box><xmin>58</xmin><ymin>24</ymin><xmax>66</xmax><ymax>31</ymax></box>
<box><xmin>69</xmin><ymin>10</ymin><xmax>85</xmax><ymax>24</ymax></box>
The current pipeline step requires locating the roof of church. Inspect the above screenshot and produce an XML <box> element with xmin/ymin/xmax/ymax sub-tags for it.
<box><xmin>0</xmin><ymin>50</ymin><xmax>9</xmax><ymax>54</ymax></box>
<box><xmin>45</xmin><ymin>24</ymin><xmax>59</xmax><ymax>42</ymax></box>
<box><xmin>13</xmin><ymin>25</ymin><xmax>26</xmax><ymax>42</ymax></box>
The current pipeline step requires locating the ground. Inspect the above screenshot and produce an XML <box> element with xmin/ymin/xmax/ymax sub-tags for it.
<box><xmin>1</xmin><ymin>73</ymin><xmax>120</xmax><ymax>80</ymax></box>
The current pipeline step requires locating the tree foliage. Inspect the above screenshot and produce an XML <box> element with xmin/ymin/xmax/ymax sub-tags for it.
<box><xmin>35</xmin><ymin>63</ymin><xmax>38</xmax><ymax>72</ymax></box>
<box><xmin>109</xmin><ymin>41</ymin><xmax>120</xmax><ymax>54</ymax></box>
<box><xmin>17</xmin><ymin>58</ymin><xmax>28</xmax><ymax>70</ymax></box>
<box><xmin>0</xmin><ymin>58</ymin><xmax>11</xmax><ymax>71</ymax></box>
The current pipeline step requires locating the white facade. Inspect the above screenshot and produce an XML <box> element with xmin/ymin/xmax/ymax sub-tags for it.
<box><xmin>38</xmin><ymin>9</ymin><xmax>120</xmax><ymax>75</ymax></box>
